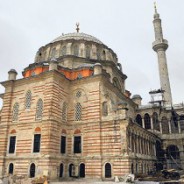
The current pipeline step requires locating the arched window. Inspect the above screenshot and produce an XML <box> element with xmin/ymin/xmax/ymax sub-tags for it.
<box><xmin>136</xmin><ymin>114</ymin><xmax>142</xmax><ymax>127</ymax></box>
<box><xmin>12</xmin><ymin>102</ymin><xmax>19</xmax><ymax>121</ymax></box>
<box><xmin>153</xmin><ymin>112</ymin><xmax>160</xmax><ymax>131</ymax></box>
<box><xmin>161</xmin><ymin>116</ymin><xmax>169</xmax><ymax>134</ymax></box>
<box><xmin>79</xmin><ymin>163</ymin><xmax>85</xmax><ymax>178</ymax></box>
<box><xmin>51</xmin><ymin>47</ymin><xmax>56</xmax><ymax>58</ymax></box>
<box><xmin>59</xmin><ymin>163</ymin><xmax>64</xmax><ymax>177</ymax></box>
<box><xmin>9</xmin><ymin>163</ymin><xmax>14</xmax><ymax>174</ymax></box>
<box><xmin>30</xmin><ymin>163</ymin><xmax>36</xmax><ymax>178</ymax></box>
<box><xmin>62</xmin><ymin>102</ymin><xmax>67</xmax><ymax>121</ymax></box>
<box><xmin>102</xmin><ymin>102</ymin><xmax>108</xmax><ymax>116</ymax></box>
<box><xmin>85</xmin><ymin>46</ymin><xmax>90</xmax><ymax>58</ymax></box>
<box><xmin>144</xmin><ymin>113</ymin><xmax>151</xmax><ymax>129</ymax></box>
<box><xmin>36</xmin><ymin>99</ymin><xmax>43</xmax><ymax>120</ymax></box>
<box><xmin>75</xmin><ymin>102</ymin><xmax>82</xmax><ymax>121</ymax></box>
<box><xmin>73</xmin><ymin>45</ymin><xmax>79</xmax><ymax>56</ymax></box>
<box><xmin>105</xmin><ymin>163</ymin><xmax>112</xmax><ymax>178</ymax></box>
<box><xmin>69</xmin><ymin>163</ymin><xmax>74</xmax><ymax>177</ymax></box>
<box><xmin>61</xmin><ymin>46</ymin><xmax>66</xmax><ymax>56</ymax></box>
<box><xmin>25</xmin><ymin>90</ymin><xmax>32</xmax><ymax>109</ymax></box>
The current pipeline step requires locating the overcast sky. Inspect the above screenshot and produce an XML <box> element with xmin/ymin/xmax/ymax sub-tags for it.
<box><xmin>0</xmin><ymin>0</ymin><xmax>184</xmax><ymax>108</ymax></box>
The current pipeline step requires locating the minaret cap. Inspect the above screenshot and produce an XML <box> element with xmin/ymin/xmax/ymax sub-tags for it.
<box><xmin>8</xmin><ymin>69</ymin><xmax>18</xmax><ymax>80</ymax></box>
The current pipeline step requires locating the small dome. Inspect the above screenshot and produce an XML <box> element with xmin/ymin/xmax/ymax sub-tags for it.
<box><xmin>51</xmin><ymin>32</ymin><xmax>103</xmax><ymax>45</ymax></box>
<box><xmin>132</xmin><ymin>94</ymin><xmax>142</xmax><ymax>99</ymax></box>
<box><xmin>8</xmin><ymin>69</ymin><xmax>17</xmax><ymax>74</ymax></box>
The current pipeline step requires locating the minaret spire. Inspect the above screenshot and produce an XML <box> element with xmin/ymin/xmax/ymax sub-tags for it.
<box><xmin>152</xmin><ymin>4</ymin><xmax>172</xmax><ymax>106</ymax></box>
<box><xmin>154</xmin><ymin>2</ymin><xmax>157</xmax><ymax>14</ymax></box>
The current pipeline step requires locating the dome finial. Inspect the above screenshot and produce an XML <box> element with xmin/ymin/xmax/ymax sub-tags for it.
<box><xmin>76</xmin><ymin>22</ymin><xmax>80</xmax><ymax>33</ymax></box>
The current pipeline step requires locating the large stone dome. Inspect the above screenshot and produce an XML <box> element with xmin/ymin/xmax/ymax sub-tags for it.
<box><xmin>51</xmin><ymin>32</ymin><xmax>103</xmax><ymax>45</ymax></box>
<box><xmin>34</xmin><ymin>31</ymin><xmax>118</xmax><ymax>66</ymax></box>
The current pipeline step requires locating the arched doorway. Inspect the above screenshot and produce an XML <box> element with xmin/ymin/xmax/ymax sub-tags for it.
<box><xmin>166</xmin><ymin>145</ymin><xmax>181</xmax><ymax>169</ymax></box>
<box><xmin>59</xmin><ymin>163</ymin><xmax>64</xmax><ymax>177</ymax></box>
<box><xmin>105</xmin><ymin>163</ymin><xmax>112</xmax><ymax>178</ymax></box>
<box><xmin>69</xmin><ymin>164</ymin><xmax>74</xmax><ymax>177</ymax></box>
<box><xmin>79</xmin><ymin>163</ymin><xmax>85</xmax><ymax>178</ymax></box>
<box><xmin>30</xmin><ymin>163</ymin><xmax>35</xmax><ymax>178</ymax></box>
<box><xmin>9</xmin><ymin>163</ymin><xmax>14</xmax><ymax>174</ymax></box>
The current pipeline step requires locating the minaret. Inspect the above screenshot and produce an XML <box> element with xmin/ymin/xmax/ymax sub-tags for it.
<box><xmin>152</xmin><ymin>3</ymin><xmax>172</xmax><ymax>106</ymax></box>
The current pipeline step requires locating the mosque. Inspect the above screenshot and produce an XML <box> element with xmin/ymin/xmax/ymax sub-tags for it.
<box><xmin>0</xmin><ymin>5</ymin><xmax>184</xmax><ymax>180</ymax></box>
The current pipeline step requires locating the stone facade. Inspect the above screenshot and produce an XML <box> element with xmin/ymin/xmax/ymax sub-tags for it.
<box><xmin>0</xmin><ymin>7</ymin><xmax>184</xmax><ymax>181</ymax></box>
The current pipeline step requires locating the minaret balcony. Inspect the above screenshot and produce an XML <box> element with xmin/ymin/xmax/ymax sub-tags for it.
<box><xmin>152</xmin><ymin>39</ymin><xmax>168</xmax><ymax>51</ymax></box>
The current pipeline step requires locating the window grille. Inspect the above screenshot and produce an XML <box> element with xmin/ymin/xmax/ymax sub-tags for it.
<box><xmin>12</xmin><ymin>103</ymin><xmax>19</xmax><ymax>121</ymax></box>
<box><xmin>75</xmin><ymin>103</ymin><xmax>82</xmax><ymax>121</ymax></box>
<box><xmin>76</xmin><ymin>91</ymin><xmax>82</xmax><ymax>98</ymax></box>
<box><xmin>9</xmin><ymin>136</ymin><xmax>16</xmax><ymax>154</ymax></box>
<box><xmin>25</xmin><ymin>91</ymin><xmax>32</xmax><ymax>109</ymax></box>
<box><xmin>61</xmin><ymin>46</ymin><xmax>66</xmax><ymax>56</ymax></box>
<box><xmin>36</xmin><ymin>99</ymin><xmax>43</xmax><ymax>120</ymax></box>
<box><xmin>62</xmin><ymin>102</ymin><xmax>67</xmax><ymax>121</ymax></box>
<box><xmin>33</xmin><ymin>134</ymin><xmax>41</xmax><ymax>153</ymax></box>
